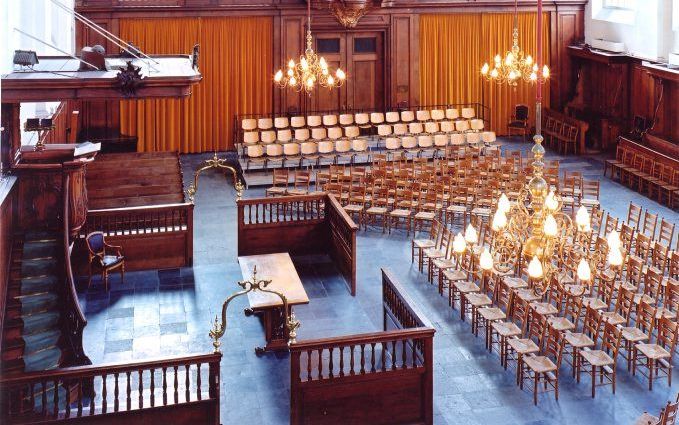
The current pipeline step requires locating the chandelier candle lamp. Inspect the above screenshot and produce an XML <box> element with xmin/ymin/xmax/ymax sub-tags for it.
<box><xmin>274</xmin><ymin>0</ymin><xmax>346</xmax><ymax>94</ymax></box>
<box><xmin>480</xmin><ymin>0</ymin><xmax>549</xmax><ymax>86</ymax></box>
<box><xmin>460</xmin><ymin>0</ymin><xmax>624</xmax><ymax>297</ymax></box>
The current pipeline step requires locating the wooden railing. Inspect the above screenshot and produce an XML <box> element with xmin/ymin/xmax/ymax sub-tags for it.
<box><xmin>289</xmin><ymin>268</ymin><xmax>435</xmax><ymax>425</ymax></box>
<box><xmin>0</xmin><ymin>353</ymin><xmax>221</xmax><ymax>424</ymax></box>
<box><xmin>78</xmin><ymin>203</ymin><xmax>194</xmax><ymax>270</ymax></box>
<box><xmin>237</xmin><ymin>193</ymin><xmax>357</xmax><ymax>295</ymax></box>
<box><xmin>62</xmin><ymin>171</ymin><xmax>90</xmax><ymax>368</ymax></box>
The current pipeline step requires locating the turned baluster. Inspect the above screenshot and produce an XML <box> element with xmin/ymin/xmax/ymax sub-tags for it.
<box><xmin>381</xmin><ymin>342</ymin><xmax>387</xmax><ymax>372</ymax></box>
<box><xmin>350</xmin><ymin>345</ymin><xmax>355</xmax><ymax>375</ymax></box>
<box><xmin>318</xmin><ymin>348</ymin><xmax>323</xmax><ymax>379</ymax></box>
<box><xmin>328</xmin><ymin>347</ymin><xmax>334</xmax><ymax>378</ymax></box>
<box><xmin>306</xmin><ymin>350</ymin><xmax>312</xmax><ymax>381</ymax></box>
<box><xmin>89</xmin><ymin>377</ymin><xmax>95</xmax><ymax>416</ymax></box>
<box><xmin>65</xmin><ymin>380</ymin><xmax>71</xmax><ymax>418</ymax></box>
<box><xmin>138</xmin><ymin>370</ymin><xmax>143</xmax><ymax>408</ymax></box>
<box><xmin>412</xmin><ymin>338</ymin><xmax>418</xmax><ymax>367</ymax></box>
<box><xmin>162</xmin><ymin>367</ymin><xmax>167</xmax><ymax>406</ymax></box>
<box><xmin>42</xmin><ymin>381</ymin><xmax>47</xmax><ymax>416</ymax></box>
<box><xmin>173</xmin><ymin>365</ymin><xmax>179</xmax><ymax>404</ymax></box>
<box><xmin>196</xmin><ymin>363</ymin><xmax>202</xmax><ymax>401</ymax></box>
<box><xmin>114</xmin><ymin>373</ymin><xmax>119</xmax><ymax>412</ymax></box>
<box><xmin>26</xmin><ymin>381</ymin><xmax>35</xmax><ymax>414</ymax></box>
<box><xmin>360</xmin><ymin>344</ymin><xmax>366</xmax><ymax>374</ymax></box>
<box><xmin>150</xmin><ymin>369</ymin><xmax>155</xmax><ymax>407</ymax></box>
<box><xmin>77</xmin><ymin>378</ymin><xmax>83</xmax><ymax>416</ymax></box>
<box><xmin>371</xmin><ymin>343</ymin><xmax>376</xmax><ymax>372</ymax></box>
<box><xmin>102</xmin><ymin>374</ymin><xmax>107</xmax><ymax>413</ymax></box>
<box><xmin>391</xmin><ymin>341</ymin><xmax>397</xmax><ymax>370</ymax></box>
<box><xmin>185</xmin><ymin>364</ymin><xmax>190</xmax><ymax>402</ymax></box>
<box><xmin>339</xmin><ymin>346</ymin><xmax>345</xmax><ymax>377</ymax></box>
<box><xmin>401</xmin><ymin>339</ymin><xmax>407</xmax><ymax>369</ymax></box>
<box><xmin>53</xmin><ymin>379</ymin><xmax>59</xmax><ymax>416</ymax></box>
<box><xmin>126</xmin><ymin>371</ymin><xmax>131</xmax><ymax>410</ymax></box>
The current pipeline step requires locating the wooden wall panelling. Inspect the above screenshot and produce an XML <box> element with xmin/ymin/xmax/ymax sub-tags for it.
<box><xmin>550</xmin><ymin>8</ymin><xmax>584</xmax><ymax>110</ymax></box>
<box><xmin>280</xmin><ymin>15</ymin><xmax>305</xmax><ymax>114</ymax></box>
<box><xmin>311</xmin><ymin>32</ymin><xmax>346</xmax><ymax>112</ymax></box>
<box><xmin>390</xmin><ymin>14</ymin><xmax>419</xmax><ymax>108</ymax></box>
<box><xmin>76</xmin><ymin>18</ymin><xmax>121</xmax><ymax>140</ymax></box>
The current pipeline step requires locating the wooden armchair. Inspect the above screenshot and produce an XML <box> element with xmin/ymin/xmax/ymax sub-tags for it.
<box><xmin>85</xmin><ymin>231</ymin><xmax>125</xmax><ymax>291</ymax></box>
<box><xmin>507</xmin><ymin>104</ymin><xmax>530</xmax><ymax>142</ymax></box>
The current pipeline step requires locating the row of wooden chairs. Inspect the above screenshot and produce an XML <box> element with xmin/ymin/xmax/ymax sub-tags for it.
<box><xmin>543</xmin><ymin>114</ymin><xmax>582</xmax><ymax>155</ymax></box>
<box><xmin>241</xmin><ymin>107</ymin><xmax>480</xmax><ymax>133</ymax></box>
<box><xmin>412</xmin><ymin>217</ymin><xmax>679</xmax><ymax>404</ymax></box>
<box><xmin>605</xmin><ymin>145</ymin><xmax>679</xmax><ymax>209</ymax></box>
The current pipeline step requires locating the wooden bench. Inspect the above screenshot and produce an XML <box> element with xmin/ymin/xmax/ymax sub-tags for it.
<box><xmin>542</xmin><ymin>108</ymin><xmax>589</xmax><ymax>155</ymax></box>
<box><xmin>85</xmin><ymin>151</ymin><xmax>184</xmax><ymax>210</ymax></box>
<box><xmin>605</xmin><ymin>136</ymin><xmax>679</xmax><ymax>209</ymax></box>
<box><xmin>76</xmin><ymin>151</ymin><xmax>193</xmax><ymax>271</ymax></box>
<box><xmin>290</xmin><ymin>268</ymin><xmax>435</xmax><ymax>425</ymax></box>
<box><xmin>238</xmin><ymin>252</ymin><xmax>309</xmax><ymax>354</ymax></box>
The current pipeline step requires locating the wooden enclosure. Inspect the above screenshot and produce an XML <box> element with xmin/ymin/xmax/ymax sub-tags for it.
<box><xmin>237</xmin><ymin>193</ymin><xmax>357</xmax><ymax>295</ymax></box>
<box><xmin>289</xmin><ymin>268</ymin><xmax>435</xmax><ymax>425</ymax></box>
<box><xmin>0</xmin><ymin>353</ymin><xmax>221</xmax><ymax>424</ymax></box>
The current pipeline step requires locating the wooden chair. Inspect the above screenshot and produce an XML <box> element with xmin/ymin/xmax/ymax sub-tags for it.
<box><xmin>266</xmin><ymin>168</ymin><xmax>289</xmax><ymax>197</ymax></box>
<box><xmin>287</xmin><ymin>170</ymin><xmax>311</xmax><ymax>196</ymax></box>
<box><xmin>412</xmin><ymin>220</ymin><xmax>441</xmax><ymax>269</ymax></box>
<box><xmin>627</xmin><ymin>202</ymin><xmax>643</xmax><ymax>231</ymax></box>
<box><xmin>563</xmin><ymin>306</ymin><xmax>599</xmax><ymax>377</ymax></box>
<box><xmin>519</xmin><ymin>326</ymin><xmax>564</xmax><ymax>405</ymax></box>
<box><xmin>85</xmin><ymin>231</ymin><xmax>125</xmax><ymax>291</ymax></box>
<box><xmin>507</xmin><ymin>104</ymin><xmax>530</xmax><ymax>142</ymax></box>
<box><xmin>577</xmin><ymin>321</ymin><xmax>622</xmax><ymax>397</ymax></box>
<box><xmin>633</xmin><ymin>317</ymin><xmax>679</xmax><ymax>390</ymax></box>
<box><xmin>634</xmin><ymin>394</ymin><xmax>679</xmax><ymax>425</ymax></box>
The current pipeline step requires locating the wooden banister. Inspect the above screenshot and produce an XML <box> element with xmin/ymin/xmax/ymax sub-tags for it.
<box><xmin>237</xmin><ymin>193</ymin><xmax>357</xmax><ymax>295</ymax></box>
<box><xmin>289</xmin><ymin>268</ymin><xmax>435</xmax><ymax>425</ymax></box>
<box><xmin>0</xmin><ymin>353</ymin><xmax>221</xmax><ymax>424</ymax></box>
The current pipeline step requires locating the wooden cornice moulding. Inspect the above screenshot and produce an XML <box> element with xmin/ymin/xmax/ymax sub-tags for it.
<box><xmin>75</xmin><ymin>0</ymin><xmax>587</xmax><ymax>13</ymax></box>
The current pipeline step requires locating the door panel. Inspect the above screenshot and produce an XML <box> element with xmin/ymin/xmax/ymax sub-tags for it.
<box><xmin>312</xmin><ymin>35</ymin><xmax>345</xmax><ymax>113</ymax></box>
<box><xmin>346</xmin><ymin>32</ymin><xmax>384</xmax><ymax>111</ymax></box>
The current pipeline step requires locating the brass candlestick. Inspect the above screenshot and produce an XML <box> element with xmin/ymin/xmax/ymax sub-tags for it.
<box><xmin>208</xmin><ymin>266</ymin><xmax>300</xmax><ymax>354</ymax></box>
<box><xmin>186</xmin><ymin>152</ymin><xmax>244</xmax><ymax>202</ymax></box>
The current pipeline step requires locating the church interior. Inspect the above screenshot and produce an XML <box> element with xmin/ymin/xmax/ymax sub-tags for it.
<box><xmin>1</xmin><ymin>0</ymin><xmax>679</xmax><ymax>424</ymax></box>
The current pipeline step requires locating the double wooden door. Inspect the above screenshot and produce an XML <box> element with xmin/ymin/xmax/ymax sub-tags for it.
<box><xmin>308</xmin><ymin>31</ymin><xmax>384</xmax><ymax>113</ymax></box>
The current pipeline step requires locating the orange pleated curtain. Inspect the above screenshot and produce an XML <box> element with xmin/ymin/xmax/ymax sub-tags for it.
<box><xmin>420</xmin><ymin>13</ymin><xmax>550</xmax><ymax>136</ymax></box>
<box><xmin>119</xmin><ymin>17</ymin><xmax>273</xmax><ymax>153</ymax></box>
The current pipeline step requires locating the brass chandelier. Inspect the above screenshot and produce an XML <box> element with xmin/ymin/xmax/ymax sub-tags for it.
<box><xmin>480</xmin><ymin>0</ymin><xmax>549</xmax><ymax>86</ymax></box>
<box><xmin>274</xmin><ymin>0</ymin><xmax>346</xmax><ymax>94</ymax></box>
<box><xmin>456</xmin><ymin>0</ymin><xmax>623</xmax><ymax>297</ymax></box>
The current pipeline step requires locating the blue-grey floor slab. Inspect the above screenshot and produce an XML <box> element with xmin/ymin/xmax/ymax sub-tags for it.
<box><xmin>80</xmin><ymin>139</ymin><xmax>678</xmax><ymax>424</ymax></box>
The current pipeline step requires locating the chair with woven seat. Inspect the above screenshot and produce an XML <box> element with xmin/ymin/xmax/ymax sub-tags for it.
<box><xmin>507</xmin><ymin>104</ymin><xmax>530</xmax><ymax>142</ymax></box>
<box><xmin>577</xmin><ymin>321</ymin><xmax>622</xmax><ymax>397</ymax></box>
<box><xmin>634</xmin><ymin>394</ymin><xmax>679</xmax><ymax>425</ymax></box>
<box><xmin>412</xmin><ymin>220</ymin><xmax>441</xmax><ymax>269</ymax></box>
<box><xmin>266</xmin><ymin>168</ymin><xmax>289</xmax><ymax>197</ymax></box>
<box><xmin>287</xmin><ymin>170</ymin><xmax>311</xmax><ymax>196</ymax></box>
<box><xmin>85</xmin><ymin>231</ymin><xmax>125</xmax><ymax>291</ymax></box>
<box><xmin>519</xmin><ymin>326</ymin><xmax>564</xmax><ymax>405</ymax></box>
<box><xmin>633</xmin><ymin>317</ymin><xmax>679</xmax><ymax>391</ymax></box>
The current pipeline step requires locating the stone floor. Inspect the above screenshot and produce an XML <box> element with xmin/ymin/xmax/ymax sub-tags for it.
<box><xmin>80</xmin><ymin>139</ymin><xmax>679</xmax><ymax>424</ymax></box>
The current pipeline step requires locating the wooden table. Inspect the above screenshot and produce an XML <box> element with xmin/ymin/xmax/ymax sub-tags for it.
<box><xmin>238</xmin><ymin>252</ymin><xmax>309</xmax><ymax>355</ymax></box>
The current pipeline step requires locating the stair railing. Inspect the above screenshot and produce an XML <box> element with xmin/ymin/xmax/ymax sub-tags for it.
<box><xmin>60</xmin><ymin>170</ymin><xmax>90</xmax><ymax>368</ymax></box>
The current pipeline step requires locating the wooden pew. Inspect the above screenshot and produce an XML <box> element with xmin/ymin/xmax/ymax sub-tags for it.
<box><xmin>290</xmin><ymin>269</ymin><xmax>435</xmax><ymax>425</ymax></box>
<box><xmin>77</xmin><ymin>151</ymin><xmax>193</xmax><ymax>271</ymax></box>
<box><xmin>542</xmin><ymin>107</ymin><xmax>589</xmax><ymax>154</ymax></box>
<box><xmin>606</xmin><ymin>136</ymin><xmax>679</xmax><ymax>208</ymax></box>
<box><xmin>237</xmin><ymin>193</ymin><xmax>358</xmax><ymax>295</ymax></box>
